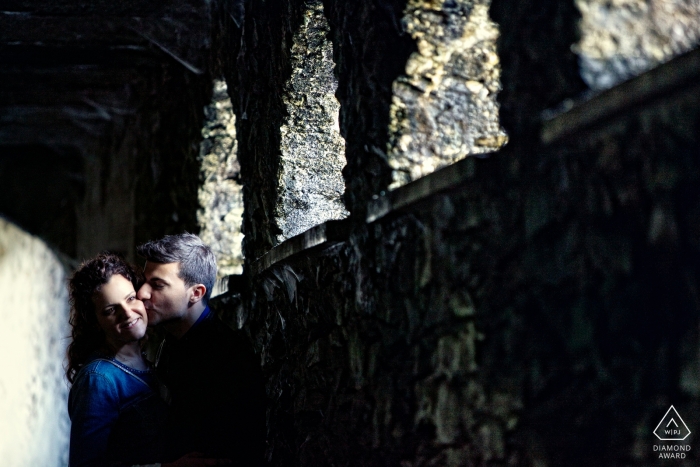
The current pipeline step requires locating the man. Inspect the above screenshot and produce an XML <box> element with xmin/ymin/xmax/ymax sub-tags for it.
<box><xmin>136</xmin><ymin>233</ymin><xmax>265</xmax><ymax>466</ymax></box>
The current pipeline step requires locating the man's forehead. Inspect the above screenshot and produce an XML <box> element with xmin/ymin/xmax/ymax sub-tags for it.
<box><xmin>144</xmin><ymin>261</ymin><xmax>180</xmax><ymax>278</ymax></box>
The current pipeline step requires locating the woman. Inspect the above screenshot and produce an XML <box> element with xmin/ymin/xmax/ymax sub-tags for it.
<box><xmin>66</xmin><ymin>253</ymin><xmax>168</xmax><ymax>467</ymax></box>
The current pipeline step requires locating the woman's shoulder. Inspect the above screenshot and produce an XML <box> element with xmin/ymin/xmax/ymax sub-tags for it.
<box><xmin>68</xmin><ymin>359</ymin><xmax>123</xmax><ymax>415</ymax></box>
<box><xmin>73</xmin><ymin>356</ymin><xmax>125</xmax><ymax>385</ymax></box>
<box><xmin>72</xmin><ymin>355</ymin><xmax>155</xmax><ymax>400</ymax></box>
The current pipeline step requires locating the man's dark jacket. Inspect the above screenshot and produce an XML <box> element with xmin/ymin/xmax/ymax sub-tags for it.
<box><xmin>156</xmin><ymin>308</ymin><xmax>265</xmax><ymax>465</ymax></box>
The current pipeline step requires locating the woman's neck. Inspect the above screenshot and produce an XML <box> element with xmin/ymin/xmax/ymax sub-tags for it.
<box><xmin>106</xmin><ymin>340</ymin><xmax>147</xmax><ymax>371</ymax></box>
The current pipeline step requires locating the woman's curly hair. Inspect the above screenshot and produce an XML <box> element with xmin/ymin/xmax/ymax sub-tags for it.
<box><xmin>66</xmin><ymin>252</ymin><xmax>143</xmax><ymax>384</ymax></box>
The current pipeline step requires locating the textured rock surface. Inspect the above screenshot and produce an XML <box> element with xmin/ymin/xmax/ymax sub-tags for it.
<box><xmin>224</xmin><ymin>0</ymin><xmax>352</xmax><ymax>259</ymax></box>
<box><xmin>575</xmin><ymin>0</ymin><xmax>700</xmax><ymax>90</ymax></box>
<box><xmin>387</xmin><ymin>0</ymin><xmax>508</xmax><ymax>188</ymax></box>
<box><xmin>0</xmin><ymin>219</ymin><xmax>70</xmax><ymax>466</ymax></box>
<box><xmin>223</xmin><ymin>0</ymin><xmax>299</xmax><ymax>259</ymax></box>
<box><xmin>323</xmin><ymin>0</ymin><xmax>417</xmax><ymax>216</ymax></box>
<box><xmin>198</xmin><ymin>79</ymin><xmax>244</xmax><ymax>276</ymax></box>
<box><xmin>276</xmin><ymin>1</ymin><xmax>349</xmax><ymax>241</ymax></box>
<box><xmin>223</xmin><ymin>0</ymin><xmax>700</xmax><ymax>465</ymax></box>
<box><xmin>240</xmin><ymin>84</ymin><xmax>700</xmax><ymax>466</ymax></box>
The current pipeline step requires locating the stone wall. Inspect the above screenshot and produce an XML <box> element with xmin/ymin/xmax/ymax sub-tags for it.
<box><xmin>240</xmin><ymin>85</ymin><xmax>700</xmax><ymax>467</ymax></box>
<box><xmin>224</xmin><ymin>0</ymin><xmax>349</xmax><ymax>259</ymax></box>
<box><xmin>133</xmin><ymin>65</ymin><xmax>213</xmax><ymax>252</ymax></box>
<box><xmin>223</xmin><ymin>0</ymin><xmax>302</xmax><ymax>259</ymax></box>
<box><xmin>575</xmin><ymin>0</ymin><xmax>700</xmax><ymax>90</ymax></box>
<box><xmin>222</xmin><ymin>0</ymin><xmax>700</xmax><ymax>465</ymax></box>
<box><xmin>0</xmin><ymin>219</ymin><xmax>70</xmax><ymax>466</ymax></box>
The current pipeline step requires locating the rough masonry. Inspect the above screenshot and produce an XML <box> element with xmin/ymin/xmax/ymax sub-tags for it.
<box><xmin>277</xmin><ymin>0</ymin><xmax>349</xmax><ymax>241</ymax></box>
<box><xmin>198</xmin><ymin>79</ymin><xmax>245</xmax><ymax>276</ymax></box>
<box><xmin>388</xmin><ymin>0</ymin><xmax>508</xmax><ymax>188</ymax></box>
<box><xmin>575</xmin><ymin>0</ymin><xmax>700</xmax><ymax>89</ymax></box>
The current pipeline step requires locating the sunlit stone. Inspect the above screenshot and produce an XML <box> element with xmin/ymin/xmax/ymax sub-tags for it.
<box><xmin>0</xmin><ymin>219</ymin><xmax>70</xmax><ymax>466</ymax></box>
<box><xmin>276</xmin><ymin>0</ymin><xmax>349</xmax><ymax>242</ymax></box>
<box><xmin>575</xmin><ymin>0</ymin><xmax>700</xmax><ymax>90</ymax></box>
<box><xmin>387</xmin><ymin>0</ymin><xmax>508</xmax><ymax>189</ymax></box>
<box><xmin>197</xmin><ymin>79</ymin><xmax>245</xmax><ymax>276</ymax></box>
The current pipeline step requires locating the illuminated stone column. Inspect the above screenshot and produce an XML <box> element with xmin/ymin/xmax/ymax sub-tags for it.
<box><xmin>0</xmin><ymin>219</ymin><xmax>70</xmax><ymax>466</ymax></box>
<box><xmin>198</xmin><ymin>79</ymin><xmax>245</xmax><ymax>276</ymax></box>
<box><xmin>387</xmin><ymin>0</ymin><xmax>508</xmax><ymax>189</ymax></box>
<box><xmin>277</xmin><ymin>0</ymin><xmax>349</xmax><ymax>242</ymax></box>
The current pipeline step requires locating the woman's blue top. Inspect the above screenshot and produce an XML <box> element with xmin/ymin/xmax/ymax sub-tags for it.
<box><xmin>68</xmin><ymin>355</ymin><xmax>168</xmax><ymax>467</ymax></box>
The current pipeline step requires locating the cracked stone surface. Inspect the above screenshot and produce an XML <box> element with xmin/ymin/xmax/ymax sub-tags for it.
<box><xmin>276</xmin><ymin>0</ymin><xmax>349</xmax><ymax>242</ymax></box>
<box><xmin>197</xmin><ymin>79</ymin><xmax>244</xmax><ymax>276</ymax></box>
<box><xmin>575</xmin><ymin>0</ymin><xmax>700</xmax><ymax>90</ymax></box>
<box><xmin>387</xmin><ymin>0</ymin><xmax>508</xmax><ymax>189</ymax></box>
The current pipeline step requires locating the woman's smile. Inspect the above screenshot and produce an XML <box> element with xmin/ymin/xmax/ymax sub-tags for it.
<box><xmin>120</xmin><ymin>317</ymin><xmax>142</xmax><ymax>330</ymax></box>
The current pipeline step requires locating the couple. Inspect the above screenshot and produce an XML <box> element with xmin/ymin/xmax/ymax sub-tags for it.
<box><xmin>66</xmin><ymin>233</ymin><xmax>265</xmax><ymax>467</ymax></box>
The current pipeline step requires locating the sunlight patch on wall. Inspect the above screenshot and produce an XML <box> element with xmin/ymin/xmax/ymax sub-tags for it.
<box><xmin>575</xmin><ymin>0</ymin><xmax>700</xmax><ymax>90</ymax></box>
<box><xmin>198</xmin><ymin>79</ymin><xmax>245</xmax><ymax>276</ymax></box>
<box><xmin>387</xmin><ymin>0</ymin><xmax>508</xmax><ymax>189</ymax></box>
<box><xmin>0</xmin><ymin>218</ymin><xmax>70</xmax><ymax>466</ymax></box>
<box><xmin>276</xmin><ymin>0</ymin><xmax>349</xmax><ymax>242</ymax></box>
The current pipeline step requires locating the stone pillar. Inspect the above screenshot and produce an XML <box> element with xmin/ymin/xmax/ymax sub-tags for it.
<box><xmin>276</xmin><ymin>0</ymin><xmax>348</xmax><ymax>241</ymax></box>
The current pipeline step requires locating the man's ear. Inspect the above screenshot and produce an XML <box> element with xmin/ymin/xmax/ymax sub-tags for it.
<box><xmin>189</xmin><ymin>284</ymin><xmax>207</xmax><ymax>304</ymax></box>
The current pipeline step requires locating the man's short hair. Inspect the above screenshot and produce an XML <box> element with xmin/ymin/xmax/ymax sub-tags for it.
<box><xmin>137</xmin><ymin>232</ymin><xmax>217</xmax><ymax>303</ymax></box>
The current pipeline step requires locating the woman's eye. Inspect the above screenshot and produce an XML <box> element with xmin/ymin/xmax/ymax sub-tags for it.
<box><xmin>104</xmin><ymin>308</ymin><xmax>115</xmax><ymax>315</ymax></box>
<box><xmin>127</xmin><ymin>295</ymin><xmax>136</xmax><ymax>302</ymax></box>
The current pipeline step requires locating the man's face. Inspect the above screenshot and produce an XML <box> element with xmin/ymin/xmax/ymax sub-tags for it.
<box><xmin>137</xmin><ymin>262</ymin><xmax>191</xmax><ymax>327</ymax></box>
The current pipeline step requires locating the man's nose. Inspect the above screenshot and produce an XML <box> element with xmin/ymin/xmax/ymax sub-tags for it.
<box><xmin>137</xmin><ymin>284</ymin><xmax>150</xmax><ymax>300</ymax></box>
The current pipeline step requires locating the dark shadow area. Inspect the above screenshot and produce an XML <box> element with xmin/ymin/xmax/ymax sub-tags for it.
<box><xmin>0</xmin><ymin>145</ymin><xmax>83</xmax><ymax>256</ymax></box>
<box><xmin>324</xmin><ymin>0</ymin><xmax>417</xmax><ymax>216</ymax></box>
<box><xmin>221</xmin><ymin>0</ymin><xmax>305</xmax><ymax>259</ymax></box>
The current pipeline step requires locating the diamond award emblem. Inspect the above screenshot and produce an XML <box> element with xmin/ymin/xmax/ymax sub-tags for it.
<box><xmin>654</xmin><ymin>406</ymin><xmax>691</xmax><ymax>441</ymax></box>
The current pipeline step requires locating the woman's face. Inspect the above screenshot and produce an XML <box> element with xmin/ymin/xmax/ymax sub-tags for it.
<box><xmin>92</xmin><ymin>274</ymin><xmax>148</xmax><ymax>348</ymax></box>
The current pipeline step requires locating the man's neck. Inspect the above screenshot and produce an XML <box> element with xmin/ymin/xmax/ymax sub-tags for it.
<box><xmin>164</xmin><ymin>301</ymin><xmax>207</xmax><ymax>339</ymax></box>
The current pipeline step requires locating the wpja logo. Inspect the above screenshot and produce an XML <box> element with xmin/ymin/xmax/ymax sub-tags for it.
<box><xmin>653</xmin><ymin>405</ymin><xmax>692</xmax><ymax>459</ymax></box>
